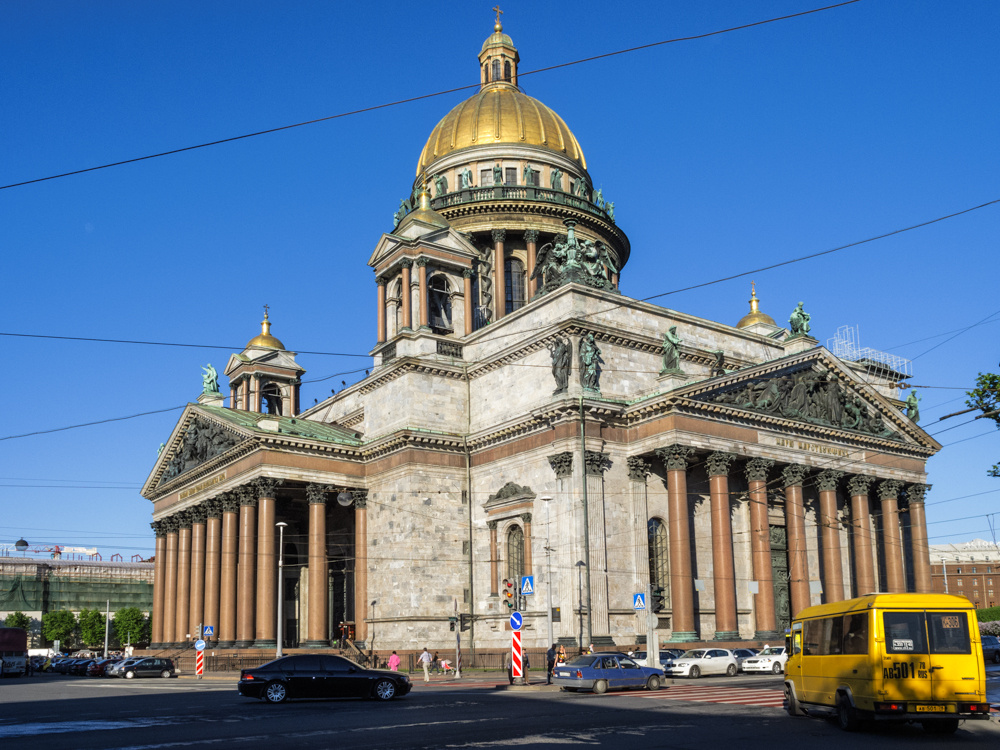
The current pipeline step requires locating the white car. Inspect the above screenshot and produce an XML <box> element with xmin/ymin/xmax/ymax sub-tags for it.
<box><xmin>664</xmin><ymin>648</ymin><xmax>739</xmax><ymax>678</ymax></box>
<box><xmin>739</xmin><ymin>646</ymin><xmax>787</xmax><ymax>674</ymax></box>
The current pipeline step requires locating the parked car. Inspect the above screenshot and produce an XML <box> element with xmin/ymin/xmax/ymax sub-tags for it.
<box><xmin>742</xmin><ymin>645</ymin><xmax>788</xmax><ymax>674</ymax></box>
<box><xmin>664</xmin><ymin>649</ymin><xmax>740</xmax><ymax>678</ymax></box>
<box><xmin>108</xmin><ymin>658</ymin><xmax>140</xmax><ymax>678</ymax></box>
<box><xmin>72</xmin><ymin>659</ymin><xmax>96</xmax><ymax>676</ymax></box>
<box><xmin>238</xmin><ymin>654</ymin><xmax>411</xmax><ymax>703</ymax></box>
<box><xmin>553</xmin><ymin>652</ymin><xmax>664</xmax><ymax>694</ymax></box>
<box><xmin>632</xmin><ymin>649</ymin><xmax>684</xmax><ymax>668</ymax></box>
<box><xmin>121</xmin><ymin>658</ymin><xmax>175</xmax><ymax>679</ymax></box>
<box><xmin>732</xmin><ymin>648</ymin><xmax>759</xmax><ymax>670</ymax></box>
<box><xmin>88</xmin><ymin>658</ymin><xmax>121</xmax><ymax>677</ymax></box>
<box><xmin>982</xmin><ymin>635</ymin><xmax>1000</xmax><ymax>664</ymax></box>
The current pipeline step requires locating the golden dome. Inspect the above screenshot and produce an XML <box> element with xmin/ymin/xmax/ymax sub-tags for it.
<box><xmin>247</xmin><ymin>309</ymin><xmax>285</xmax><ymax>350</ymax></box>
<box><xmin>736</xmin><ymin>282</ymin><xmax>777</xmax><ymax>329</ymax></box>
<box><xmin>417</xmin><ymin>87</ymin><xmax>586</xmax><ymax>175</ymax></box>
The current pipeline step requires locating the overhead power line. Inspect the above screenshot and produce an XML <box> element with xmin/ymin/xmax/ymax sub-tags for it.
<box><xmin>0</xmin><ymin>1</ymin><xmax>863</xmax><ymax>191</ymax></box>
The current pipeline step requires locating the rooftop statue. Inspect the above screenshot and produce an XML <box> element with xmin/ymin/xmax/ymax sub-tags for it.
<box><xmin>523</xmin><ymin>164</ymin><xmax>538</xmax><ymax>186</ymax></box>
<box><xmin>493</xmin><ymin>164</ymin><xmax>503</xmax><ymax>186</ymax></box>
<box><xmin>547</xmin><ymin>335</ymin><xmax>572</xmax><ymax>394</ymax></box>
<box><xmin>531</xmin><ymin>220</ymin><xmax>619</xmax><ymax>299</ymax></box>
<box><xmin>660</xmin><ymin>326</ymin><xmax>682</xmax><ymax>374</ymax></box>
<box><xmin>906</xmin><ymin>390</ymin><xmax>921</xmax><ymax>423</ymax></box>
<box><xmin>789</xmin><ymin>302</ymin><xmax>811</xmax><ymax>337</ymax></box>
<box><xmin>393</xmin><ymin>198</ymin><xmax>411</xmax><ymax>228</ymax></box>
<box><xmin>550</xmin><ymin>167</ymin><xmax>562</xmax><ymax>191</ymax></box>
<box><xmin>606</xmin><ymin>201</ymin><xmax>615</xmax><ymax>222</ymax></box>
<box><xmin>592</xmin><ymin>188</ymin><xmax>604</xmax><ymax>209</ymax></box>
<box><xmin>579</xmin><ymin>332</ymin><xmax>603</xmax><ymax>392</ymax></box>
<box><xmin>434</xmin><ymin>174</ymin><xmax>448</xmax><ymax>197</ymax></box>
<box><xmin>202</xmin><ymin>363</ymin><xmax>220</xmax><ymax>394</ymax></box>
<box><xmin>572</xmin><ymin>177</ymin><xmax>587</xmax><ymax>197</ymax></box>
<box><xmin>458</xmin><ymin>168</ymin><xmax>473</xmax><ymax>189</ymax></box>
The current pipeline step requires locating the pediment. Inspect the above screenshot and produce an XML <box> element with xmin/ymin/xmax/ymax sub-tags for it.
<box><xmin>224</xmin><ymin>348</ymin><xmax>302</xmax><ymax>376</ymax></box>
<box><xmin>144</xmin><ymin>406</ymin><xmax>252</xmax><ymax>493</ymax></box>
<box><xmin>678</xmin><ymin>348</ymin><xmax>938</xmax><ymax>449</ymax></box>
<box><xmin>368</xmin><ymin>227</ymin><xmax>480</xmax><ymax>270</ymax></box>
<box><xmin>483</xmin><ymin>482</ymin><xmax>536</xmax><ymax>512</ymax></box>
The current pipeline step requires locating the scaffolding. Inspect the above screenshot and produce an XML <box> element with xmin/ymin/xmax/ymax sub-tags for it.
<box><xmin>827</xmin><ymin>325</ymin><xmax>911</xmax><ymax>378</ymax></box>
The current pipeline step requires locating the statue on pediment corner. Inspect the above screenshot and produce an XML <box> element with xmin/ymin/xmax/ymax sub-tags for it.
<box><xmin>202</xmin><ymin>363</ymin><xmax>220</xmax><ymax>394</ymax></box>
<box><xmin>789</xmin><ymin>302</ymin><xmax>811</xmax><ymax>337</ymax></box>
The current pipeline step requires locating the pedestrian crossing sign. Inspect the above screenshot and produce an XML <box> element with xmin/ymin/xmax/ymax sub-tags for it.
<box><xmin>521</xmin><ymin>575</ymin><xmax>534</xmax><ymax>595</ymax></box>
<box><xmin>633</xmin><ymin>593</ymin><xmax>646</xmax><ymax>610</ymax></box>
<box><xmin>203</xmin><ymin>626</ymin><xmax>214</xmax><ymax>636</ymax></box>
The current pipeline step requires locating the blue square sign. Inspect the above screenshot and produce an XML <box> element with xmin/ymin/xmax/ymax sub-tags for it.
<box><xmin>521</xmin><ymin>575</ymin><xmax>534</xmax><ymax>595</ymax></box>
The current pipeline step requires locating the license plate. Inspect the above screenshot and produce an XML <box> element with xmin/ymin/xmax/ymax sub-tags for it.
<box><xmin>915</xmin><ymin>705</ymin><xmax>946</xmax><ymax>713</ymax></box>
<box><xmin>558</xmin><ymin>672</ymin><xmax>569</xmax><ymax>677</ymax></box>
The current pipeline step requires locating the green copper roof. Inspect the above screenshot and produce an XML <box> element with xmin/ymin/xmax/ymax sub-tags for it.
<box><xmin>197</xmin><ymin>404</ymin><xmax>363</xmax><ymax>446</ymax></box>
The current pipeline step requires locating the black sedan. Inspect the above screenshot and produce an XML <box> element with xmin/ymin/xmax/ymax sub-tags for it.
<box><xmin>238</xmin><ymin>654</ymin><xmax>411</xmax><ymax>703</ymax></box>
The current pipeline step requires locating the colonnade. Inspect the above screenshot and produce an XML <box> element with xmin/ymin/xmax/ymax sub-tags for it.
<box><xmin>150</xmin><ymin>481</ymin><xmax>368</xmax><ymax>650</ymax></box>
<box><xmin>637</xmin><ymin>445</ymin><xmax>932</xmax><ymax>640</ymax></box>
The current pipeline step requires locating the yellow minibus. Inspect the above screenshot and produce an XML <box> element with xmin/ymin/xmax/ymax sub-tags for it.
<box><xmin>784</xmin><ymin>593</ymin><xmax>990</xmax><ymax>734</ymax></box>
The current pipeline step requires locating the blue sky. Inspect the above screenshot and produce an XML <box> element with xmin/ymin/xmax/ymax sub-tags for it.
<box><xmin>2</xmin><ymin>1</ymin><xmax>999</xmax><ymax>561</ymax></box>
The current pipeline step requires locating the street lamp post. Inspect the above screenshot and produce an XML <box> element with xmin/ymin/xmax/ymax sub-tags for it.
<box><xmin>942</xmin><ymin>556</ymin><xmax>949</xmax><ymax>593</ymax></box>
<box><xmin>275</xmin><ymin>522</ymin><xmax>288</xmax><ymax>659</ymax></box>
<box><xmin>575</xmin><ymin>560</ymin><xmax>586</xmax><ymax>650</ymax></box>
<box><xmin>541</xmin><ymin>496</ymin><xmax>554</xmax><ymax>648</ymax></box>
<box><xmin>370</xmin><ymin>600</ymin><xmax>377</xmax><ymax>663</ymax></box>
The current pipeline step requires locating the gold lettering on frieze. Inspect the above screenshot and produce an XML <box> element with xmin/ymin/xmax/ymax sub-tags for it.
<box><xmin>770</xmin><ymin>437</ymin><xmax>849</xmax><ymax>458</ymax></box>
<box><xmin>179</xmin><ymin>473</ymin><xmax>226</xmax><ymax>500</ymax></box>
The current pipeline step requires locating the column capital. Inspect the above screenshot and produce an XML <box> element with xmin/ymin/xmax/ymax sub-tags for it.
<box><xmin>415</xmin><ymin>257</ymin><xmax>428</xmax><ymax>268</ymax></box>
<box><xmin>306</xmin><ymin>483</ymin><xmax>329</xmax><ymax>505</ymax></box>
<box><xmin>744</xmin><ymin>457</ymin><xmax>774</xmax><ymax>483</ymax></box>
<box><xmin>781</xmin><ymin>464</ymin><xmax>808</xmax><ymax>488</ymax></box>
<box><xmin>176</xmin><ymin>510</ymin><xmax>192</xmax><ymax>529</ymax></box>
<box><xmin>189</xmin><ymin>506</ymin><xmax>208</xmax><ymax>525</ymax></box>
<box><xmin>204</xmin><ymin>498</ymin><xmax>222</xmax><ymax>519</ymax></box>
<box><xmin>491</xmin><ymin>228</ymin><xmax>506</xmax><ymax>243</ymax></box>
<box><xmin>846</xmin><ymin>474</ymin><xmax>875</xmax><ymax>497</ymax></box>
<box><xmin>375</xmin><ymin>275</ymin><xmax>388</xmax><ymax>286</ymax></box>
<box><xmin>254</xmin><ymin>477</ymin><xmax>282</xmax><ymax>498</ymax></box>
<box><xmin>907</xmin><ymin>483</ymin><xmax>931</xmax><ymax>503</ymax></box>
<box><xmin>524</xmin><ymin>229</ymin><xmax>539</xmax><ymax>243</ymax></box>
<box><xmin>816</xmin><ymin>469</ymin><xmax>844</xmax><ymax>492</ymax></box>
<box><xmin>547</xmin><ymin>451</ymin><xmax>573</xmax><ymax>478</ymax></box>
<box><xmin>878</xmin><ymin>479</ymin><xmax>904</xmax><ymax>500</ymax></box>
<box><xmin>656</xmin><ymin>444</ymin><xmax>695</xmax><ymax>471</ymax></box>
<box><xmin>626</xmin><ymin>456</ymin><xmax>650</xmax><ymax>482</ymax></box>
<box><xmin>151</xmin><ymin>521</ymin><xmax>166</xmax><ymax>537</ymax></box>
<box><xmin>584</xmin><ymin>450</ymin><xmax>611</xmax><ymax>476</ymax></box>
<box><xmin>400</xmin><ymin>258</ymin><xmax>413</xmax><ymax>269</ymax></box>
<box><xmin>463</xmin><ymin>268</ymin><xmax>475</xmax><ymax>279</ymax></box>
<box><xmin>487</xmin><ymin>519</ymin><xmax>498</xmax><ymax>530</ymax></box>
<box><xmin>162</xmin><ymin>517</ymin><xmax>180</xmax><ymax>534</ymax></box>
<box><xmin>521</xmin><ymin>513</ymin><xmax>533</xmax><ymax>524</ymax></box>
<box><xmin>220</xmin><ymin>493</ymin><xmax>240</xmax><ymax>514</ymax></box>
<box><xmin>706</xmin><ymin>451</ymin><xmax>736</xmax><ymax>478</ymax></box>
<box><xmin>236</xmin><ymin>485</ymin><xmax>258</xmax><ymax>507</ymax></box>
<box><xmin>352</xmin><ymin>489</ymin><xmax>369</xmax><ymax>509</ymax></box>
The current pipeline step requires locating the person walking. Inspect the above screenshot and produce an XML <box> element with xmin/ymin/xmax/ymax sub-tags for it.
<box><xmin>387</xmin><ymin>651</ymin><xmax>400</xmax><ymax>672</ymax></box>
<box><xmin>546</xmin><ymin>643</ymin><xmax>556</xmax><ymax>684</ymax></box>
<box><xmin>557</xmin><ymin>644</ymin><xmax>567</xmax><ymax>664</ymax></box>
<box><xmin>419</xmin><ymin>647</ymin><xmax>433</xmax><ymax>683</ymax></box>
<box><xmin>431</xmin><ymin>651</ymin><xmax>440</xmax><ymax>674</ymax></box>
<box><xmin>503</xmin><ymin>649</ymin><xmax>513</xmax><ymax>684</ymax></box>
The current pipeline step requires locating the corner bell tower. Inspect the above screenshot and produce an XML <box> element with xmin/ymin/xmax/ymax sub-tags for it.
<box><xmin>224</xmin><ymin>309</ymin><xmax>305</xmax><ymax>416</ymax></box>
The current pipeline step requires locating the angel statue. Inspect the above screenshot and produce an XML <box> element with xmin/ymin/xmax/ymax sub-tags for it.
<box><xmin>202</xmin><ymin>363</ymin><xmax>220</xmax><ymax>394</ymax></box>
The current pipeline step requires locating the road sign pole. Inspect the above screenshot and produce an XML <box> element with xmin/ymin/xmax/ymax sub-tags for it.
<box><xmin>512</xmin><ymin>630</ymin><xmax>525</xmax><ymax>686</ymax></box>
<box><xmin>646</xmin><ymin>585</ymin><xmax>659</xmax><ymax>670</ymax></box>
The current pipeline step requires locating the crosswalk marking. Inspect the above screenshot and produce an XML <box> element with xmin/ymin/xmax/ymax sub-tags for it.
<box><xmin>609</xmin><ymin>685</ymin><xmax>784</xmax><ymax>708</ymax></box>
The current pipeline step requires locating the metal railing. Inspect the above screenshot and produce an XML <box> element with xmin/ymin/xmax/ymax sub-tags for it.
<box><xmin>431</xmin><ymin>186</ymin><xmax>610</xmax><ymax>222</ymax></box>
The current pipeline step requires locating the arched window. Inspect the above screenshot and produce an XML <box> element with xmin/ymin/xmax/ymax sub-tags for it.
<box><xmin>428</xmin><ymin>275</ymin><xmax>452</xmax><ymax>331</ymax></box>
<box><xmin>648</xmin><ymin>518</ymin><xmax>668</xmax><ymax>593</ymax></box>
<box><xmin>504</xmin><ymin>61</ymin><xmax>512</xmax><ymax>81</ymax></box>
<box><xmin>506</xmin><ymin>525</ymin><xmax>525</xmax><ymax>582</ymax></box>
<box><xmin>392</xmin><ymin>280</ymin><xmax>403</xmax><ymax>335</ymax></box>
<box><xmin>492</xmin><ymin>59</ymin><xmax>501</xmax><ymax>81</ymax></box>
<box><xmin>261</xmin><ymin>382</ymin><xmax>283</xmax><ymax>415</ymax></box>
<box><xmin>505</xmin><ymin>257</ymin><xmax>526</xmax><ymax>313</ymax></box>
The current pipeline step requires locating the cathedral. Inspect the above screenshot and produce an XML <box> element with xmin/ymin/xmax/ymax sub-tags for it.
<box><xmin>142</xmin><ymin>21</ymin><xmax>939</xmax><ymax>652</ymax></box>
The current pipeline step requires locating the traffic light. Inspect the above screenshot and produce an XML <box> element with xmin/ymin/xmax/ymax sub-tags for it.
<box><xmin>502</xmin><ymin>578</ymin><xmax>515</xmax><ymax>608</ymax></box>
<box><xmin>448</xmin><ymin>616</ymin><xmax>457</xmax><ymax>631</ymax></box>
<box><xmin>652</xmin><ymin>587</ymin><xmax>665</xmax><ymax>613</ymax></box>
<box><xmin>460</xmin><ymin>613</ymin><xmax>472</xmax><ymax>632</ymax></box>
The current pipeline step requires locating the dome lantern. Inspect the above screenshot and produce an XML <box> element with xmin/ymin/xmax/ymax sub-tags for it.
<box><xmin>479</xmin><ymin>9</ymin><xmax>519</xmax><ymax>88</ymax></box>
<box><xmin>737</xmin><ymin>281</ymin><xmax>778</xmax><ymax>330</ymax></box>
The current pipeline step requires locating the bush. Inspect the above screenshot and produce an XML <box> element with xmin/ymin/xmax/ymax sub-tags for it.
<box><xmin>976</xmin><ymin>606</ymin><xmax>1000</xmax><ymax>623</ymax></box>
<box><xmin>980</xmin><ymin>620</ymin><xmax>1000</xmax><ymax>637</ymax></box>
<box><xmin>4</xmin><ymin>611</ymin><xmax>30</xmax><ymax>629</ymax></box>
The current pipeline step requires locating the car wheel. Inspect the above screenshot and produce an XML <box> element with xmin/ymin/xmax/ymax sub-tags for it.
<box><xmin>124</xmin><ymin>671</ymin><xmax>135</xmax><ymax>679</ymax></box>
<box><xmin>688</xmin><ymin>665</ymin><xmax>700</xmax><ymax>679</ymax></box>
<box><xmin>836</xmin><ymin>695</ymin><xmax>860</xmax><ymax>732</ymax></box>
<box><xmin>160</xmin><ymin>670</ymin><xmax>171</xmax><ymax>679</ymax></box>
<box><xmin>593</xmin><ymin>679</ymin><xmax>608</xmax><ymax>695</ymax></box>
<box><xmin>264</xmin><ymin>681</ymin><xmax>288</xmax><ymax>704</ymax></box>
<box><xmin>772</xmin><ymin>662</ymin><xmax>784</xmax><ymax>674</ymax></box>
<box><xmin>922</xmin><ymin>719</ymin><xmax>959</xmax><ymax>734</ymax></box>
<box><xmin>645</xmin><ymin>675</ymin><xmax>661</xmax><ymax>691</ymax></box>
<box><xmin>373</xmin><ymin>679</ymin><xmax>397</xmax><ymax>701</ymax></box>
<box><xmin>726</xmin><ymin>664</ymin><xmax>737</xmax><ymax>677</ymax></box>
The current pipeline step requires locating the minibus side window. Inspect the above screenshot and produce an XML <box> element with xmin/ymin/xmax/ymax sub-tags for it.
<box><xmin>883</xmin><ymin>612</ymin><xmax>928</xmax><ymax>654</ymax></box>
<box><xmin>803</xmin><ymin>619</ymin><xmax>822</xmax><ymax>655</ymax></box>
<box><xmin>792</xmin><ymin>631</ymin><xmax>802</xmax><ymax>655</ymax></box>
<box><xmin>821</xmin><ymin>616</ymin><xmax>844</xmax><ymax>654</ymax></box>
<box><xmin>928</xmin><ymin>612</ymin><xmax>971</xmax><ymax>654</ymax></box>
<box><xmin>842</xmin><ymin>612</ymin><xmax>869</xmax><ymax>655</ymax></box>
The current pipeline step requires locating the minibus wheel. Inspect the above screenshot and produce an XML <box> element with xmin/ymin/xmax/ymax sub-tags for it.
<box><xmin>836</xmin><ymin>695</ymin><xmax>860</xmax><ymax>732</ymax></box>
<box><xmin>784</xmin><ymin>684</ymin><xmax>802</xmax><ymax>717</ymax></box>
<box><xmin>922</xmin><ymin>719</ymin><xmax>959</xmax><ymax>735</ymax></box>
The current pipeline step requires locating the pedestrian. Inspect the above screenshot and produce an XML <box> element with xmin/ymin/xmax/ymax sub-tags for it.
<box><xmin>546</xmin><ymin>643</ymin><xmax>556</xmax><ymax>684</ymax></box>
<box><xmin>588</xmin><ymin>643</ymin><xmax>595</xmax><ymax>655</ymax></box>
<box><xmin>503</xmin><ymin>649</ymin><xmax>513</xmax><ymax>684</ymax></box>
<box><xmin>431</xmin><ymin>651</ymin><xmax>440</xmax><ymax>674</ymax></box>
<box><xmin>388</xmin><ymin>651</ymin><xmax>400</xmax><ymax>672</ymax></box>
<box><xmin>26</xmin><ymin>658</ymin><xmax>33</xmax><ymax>677</ymax></box>
<box><xmin>419</xmin><ymin>647</ymin><xmax>433</xmax><ymax>682</ymax></box>
<box><xmin>557</xmin><ymin>644</ymin><xmax>567</xmax><ymax>664</ymax></box>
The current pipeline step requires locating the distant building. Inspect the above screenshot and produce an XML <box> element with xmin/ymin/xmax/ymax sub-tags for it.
<box><xmin>929</xmin><ymin>540</ymin><xmax>1000</xmax><ymax>608</ymax></box>
<box><xmin>0</xmin><ymin>556</ymin><xmax>153</xmax><ymax>643</ymax></box>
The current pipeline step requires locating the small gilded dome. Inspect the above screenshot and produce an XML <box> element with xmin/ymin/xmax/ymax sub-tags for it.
<box><xmin>737</xmin><ymin>282</ymin><xmax>777</xmax><ymax>329</ymax></box>
<box><xmin>247</xmin><ymin>310</ymin><xmax>285</xmax><ymax>350</ymax></box>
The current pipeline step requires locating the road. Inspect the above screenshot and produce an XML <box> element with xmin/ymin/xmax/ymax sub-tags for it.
<box><xmin>2</xmin><ymin>669</ymin><xmax>998</xmax><ymax>749</ymax></box>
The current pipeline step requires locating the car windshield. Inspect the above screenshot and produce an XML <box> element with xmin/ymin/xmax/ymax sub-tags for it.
<box><xmin>564</xmin><ymin>655</ymin><xmax>596</xmax><ymax>667</ymax></box>
<box><xmin>759</xmin><ymin>647</ymin><xmax>783</xmax><ymax>656</ymax></box>
<box><xmin>633</xmin><ymin>651</ymin><xmax>647</xmax><ymax>659</ymax></box>
<box><xmin>680</xmin><ymin>650</ymin><xmax>707</xmax><ymax>659</ymax></box>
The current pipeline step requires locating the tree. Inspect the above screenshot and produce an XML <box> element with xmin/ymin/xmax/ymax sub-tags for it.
<box><xmin>966</xmin><ymin>369</ymin><xmax>1000</xmax><ymax>477</ymax></box>
<box><xmin>4</xmin><ymin>611</ymin><xmax>30</xmax><ymax>629</ymax></box>
<box><xmin>78</xmin><ymin>608</ymin><xmax>108</xmax><ymax>648</ymax></box>
<box><xmin>112</xmin><ymin>607</ymin><xmax>149</xmax><ymax>647</ymax></box>
<box><xmin>42</xmin><ymin>609</ymin><xmax>77</xmax><ymax>649</ymax></box>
